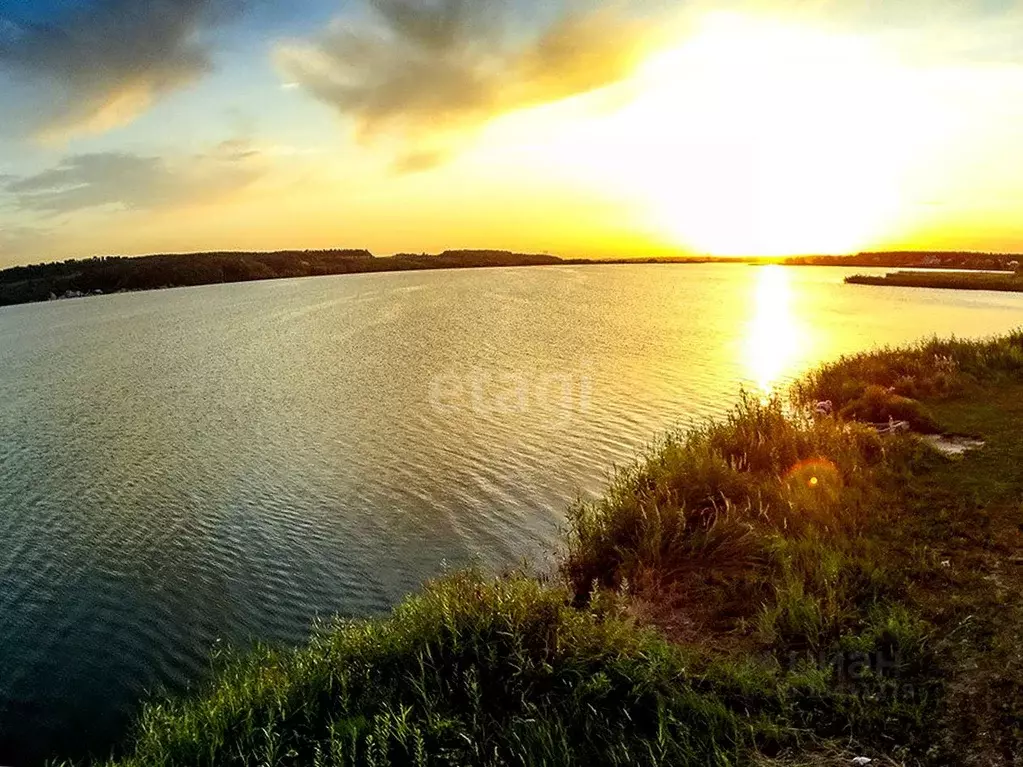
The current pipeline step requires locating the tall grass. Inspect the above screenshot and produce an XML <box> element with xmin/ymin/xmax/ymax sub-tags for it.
<box><xmin>89</xmin><ymin>570</ymin><xmax>933</xmax><ymax>767</ymax></box>
<box><xmin>97</xmin><ymin>572</ymin><xmax>753</xmax><ymax>767</ymax></box>
<box><xmin>562</xmin><ymin>394</ymin><xmax>913</xmax><ymax>650</ymax></box>
<box><xmin>793</xmin><ymin>330</ymin><xmax>1023</xmax><ymax>413</ymax></box>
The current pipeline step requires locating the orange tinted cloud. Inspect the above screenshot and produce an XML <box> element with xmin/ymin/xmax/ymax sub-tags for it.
<box><xmin>275</xmin><ymin>0</ymin><xmax>657</xmax><ymax>168</ymax></box>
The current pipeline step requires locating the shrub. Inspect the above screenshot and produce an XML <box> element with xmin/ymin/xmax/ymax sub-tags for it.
<box><xmin>837</xmin><ymin>386</ymin><xmax>942</xmax><ymax>434</ymax></box>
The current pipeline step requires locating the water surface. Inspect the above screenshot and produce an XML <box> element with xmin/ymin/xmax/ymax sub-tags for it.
<box><xmin>0</xmin><ymin>264</ymin><xmax>1020</xmax><ymax>764</ymax></box>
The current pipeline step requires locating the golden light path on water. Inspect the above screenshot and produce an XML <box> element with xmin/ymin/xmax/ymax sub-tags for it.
<box><xmin>744</xmin><ymin>265</ymin><xmax>805</xmax><ymax>396</ymax></box>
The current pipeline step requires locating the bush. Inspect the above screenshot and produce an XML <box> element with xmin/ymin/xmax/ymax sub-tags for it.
<box><xmin>837</xmin><ymin>386</ymin><xmax>942</xmax><ymax>434</ymax></box>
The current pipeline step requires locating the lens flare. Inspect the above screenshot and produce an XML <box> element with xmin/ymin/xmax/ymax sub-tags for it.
<box><xmin>783</xmin><ymin>458</ymin><xmax>840</xmax><ymax>489</ymax></box>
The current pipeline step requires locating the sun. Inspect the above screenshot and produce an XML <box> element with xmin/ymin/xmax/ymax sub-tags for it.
<box><xmin>621</xmin><ymin>13</ymin><xmax>925</xmax><ymax>256</ymax></box>
<box><xmin>482</xmin><ymin>12</ymin><xmax>945</xmax><ymax>257</ymax></box>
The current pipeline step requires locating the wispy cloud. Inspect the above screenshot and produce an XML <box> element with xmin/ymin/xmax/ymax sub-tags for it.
<box><xmin>275</xmin><ymin>0</ymin><xmax>659</xmax><ymax>169</ymax></box>
<box><xmin>0</xmin><ymin>0</ymin><xmax>227</xmax><ymax>141</ymax></box>
<box><xmin>3</xmin><ymin>141</ymin><xmax>266</xmax><ymax>215</ymax></box>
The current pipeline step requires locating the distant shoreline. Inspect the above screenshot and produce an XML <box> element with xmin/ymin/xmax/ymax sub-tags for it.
<box><xmin>2</xmin><ymin>248</ymin><xmax>1022</xmax><ymax>308</ymax></box>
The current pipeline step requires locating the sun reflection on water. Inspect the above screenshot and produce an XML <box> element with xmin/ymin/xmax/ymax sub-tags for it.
<box><xmin>745</xmin><ymin>265</ymin><xmax>804</xmax><ymax>397</ymax></box>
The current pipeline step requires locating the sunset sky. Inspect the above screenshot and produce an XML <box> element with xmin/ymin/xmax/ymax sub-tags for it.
<box><xmin>2</xmin><ymin>0</ymin><xmax>1023</xmax><ymax>267</ymax></box>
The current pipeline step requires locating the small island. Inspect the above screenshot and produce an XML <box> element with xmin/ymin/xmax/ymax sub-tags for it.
<box><xmin>847</xmin><ymin>269</ymin><xmax>1023</xmax><ymax>293</ymax></box>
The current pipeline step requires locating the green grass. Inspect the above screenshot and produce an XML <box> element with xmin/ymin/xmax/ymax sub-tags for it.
<box><xmin>73</xmin><ymin>331</ymin><xmax>1023</xmax><ymax>767</ymax></box>
<box><xmin>93</xmin><ymin>572</ymin><xmax>749</xmax><ymax>767</ymax></box>
<box><xmin>562</xmin><ymin>393</ymin><xmax>912</xmax><ymax>648</ymax></box>
<box><xmin>793</xmin><ymin>330</ymin><xmax>1023</xmax><ymax>412</ymax></box>
<box><xmin>79</xmin><ymin>570</ymin><xmax>936</xmax><ymax>767</ymax></box>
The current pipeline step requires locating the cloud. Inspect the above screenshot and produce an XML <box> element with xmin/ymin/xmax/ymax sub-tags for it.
<box><xmin>3</xmin><ymin>141</ymin><xmax>266</xmax><ymax>215</ymax></box>
<box><xmin>0</xmin><ymin>0</ymin><xmax>225</xmax><ymax>141</ymax></box>
<box><xmin>275</xmin><ymin>0</ymin><xmax>659</xmax><ymax>167</ymax></box>
<box><xmin>391</xmin><ymin>148</ymin><xmax>451</xmax><ymax>174</ymax></box>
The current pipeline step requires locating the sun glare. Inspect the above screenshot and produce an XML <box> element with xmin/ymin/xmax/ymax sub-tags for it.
<box><xmin>482</xmin><ymin>12</ymin><xmax>948</xmax><ymax>257</ymax></box>
<box><xmin>622</xmin><ymin>15</ymin><xmax>936</xmax><ymax>255</ymax></box>
<box><xmin>745</xmin><ymin>265</ymin><xmax>803</xmax><ymax>395</ymax></box>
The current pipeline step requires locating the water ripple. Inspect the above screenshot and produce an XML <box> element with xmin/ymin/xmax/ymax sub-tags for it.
<box><xmin>0</xmin><ymin>264</ymin><xmax>1020</xmax><ymax>765</ymax></box>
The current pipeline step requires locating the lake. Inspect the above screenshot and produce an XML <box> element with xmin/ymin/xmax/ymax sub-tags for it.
<box><xmin>1</xmin><ymin>264</ymin><xmax>1021</xmax><ymax>765</ymax></box>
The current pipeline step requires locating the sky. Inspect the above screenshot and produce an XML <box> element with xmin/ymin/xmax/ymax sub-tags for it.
<box><xmin>2</xmin><ymin>0</ymin><xmax>1023</xmax><ymax>267</ymax></box>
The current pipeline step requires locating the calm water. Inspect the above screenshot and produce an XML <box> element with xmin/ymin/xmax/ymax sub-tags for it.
<box><xmin>0</xmin><ymin>264</ymin><xmax>1021</xmax><ymax>764</ymax></box>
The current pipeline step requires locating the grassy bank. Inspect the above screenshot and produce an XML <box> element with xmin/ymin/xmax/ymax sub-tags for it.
<box><xmin>846</xmin><ymin>271</ymin><xmax>1023</xmax><ymax>293</ymax></box>
<box><xmin>73</xmin><ymin>332</ymin><xmax>1023</xmax><ymax>767</ymax></box>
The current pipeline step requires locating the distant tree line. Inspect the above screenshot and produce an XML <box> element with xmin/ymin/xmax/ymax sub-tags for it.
<box><xmin>3</xmin><ymin>247</ymin><xmax>1021</xmax><ymax>308</ymax></box>
<box><xmin>0</xmin><ymin>250</ymin><xmax>564</xmax><ymax>307</ymax></box>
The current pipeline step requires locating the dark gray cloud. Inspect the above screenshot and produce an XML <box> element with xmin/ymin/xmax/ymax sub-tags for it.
<box><xmin>3</xmin><ymin>142</ymin><xmax>264</xmax><ymax>214</ymax></box>
<box><xmin>0</xmin><ymin>0</ymin><xmax>224</xmax><ymax>139</ymax></box>
<box><xmin>276</xmin><ymin>0</ymin><xmax>657</xmax><ymax>165</ymax></box>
